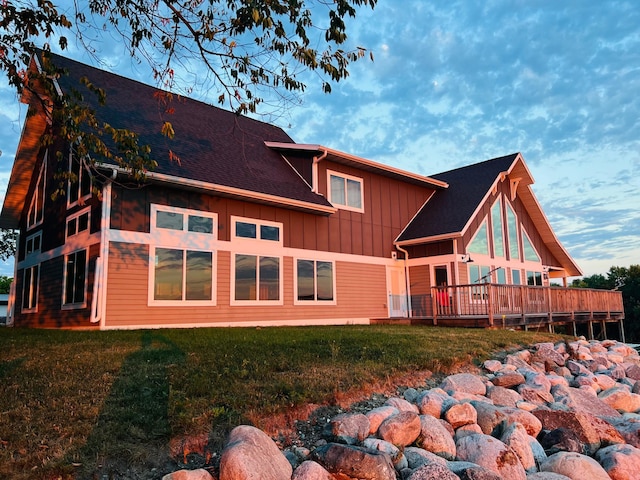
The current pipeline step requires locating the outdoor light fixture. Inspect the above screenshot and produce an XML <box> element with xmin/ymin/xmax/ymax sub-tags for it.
<box><xmin>461</xmin><ymin>254</ymin><xmax>474</xmax><ymax>263</ymax></box>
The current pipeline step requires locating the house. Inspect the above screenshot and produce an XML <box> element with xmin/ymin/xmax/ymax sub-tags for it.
<box><xmin>0</xmin><ymin>52</ymin><xmax>624</xmax><ymax>332</ymax></box>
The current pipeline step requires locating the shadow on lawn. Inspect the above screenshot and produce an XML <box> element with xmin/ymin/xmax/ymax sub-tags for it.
<box><xmin>72</xmin><ymin>331</ymin><xmax>185</xmax><ymax>478</ymax></box>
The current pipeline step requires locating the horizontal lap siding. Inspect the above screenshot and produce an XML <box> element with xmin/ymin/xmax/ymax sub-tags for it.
<box><xmin>104</xmin><ymin>242</ymin><xmax>387</xmax><ymax>328</ymax></box>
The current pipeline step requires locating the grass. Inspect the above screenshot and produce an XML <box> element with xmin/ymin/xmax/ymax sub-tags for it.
<box><xmin>0</xmin><ymin>325</ymin><xmax>563</xmax><ymax>479</ymax></box>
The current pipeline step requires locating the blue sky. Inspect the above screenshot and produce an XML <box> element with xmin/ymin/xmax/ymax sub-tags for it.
<box><xmin>1</xmin><ymin>0</ymin><xmax>639</xmax><ymax>278</ymax></box>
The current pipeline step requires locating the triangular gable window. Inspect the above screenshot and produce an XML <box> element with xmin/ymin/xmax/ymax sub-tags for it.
<box><xmin>468</xmin><ymin>220</ymin><xmax>489</xmax><ymax>255</ymax></box>
<box><xmin>506</xmin><ymin>202</ymin><xmax>519</xmax><ymax>260</ymax></box>
<box><xmin>27</xmin><ymin>153</ymin><xmax>47</xmax><ymax>229</ymax></box>
<box><xmin>522</xmin><ymin>229</ymin><xmax>541</xmax><ymax>262</ymax></box>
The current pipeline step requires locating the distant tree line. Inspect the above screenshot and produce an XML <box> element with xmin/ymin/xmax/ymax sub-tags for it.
<box><xmin>571</xmin><ymin>265</ymin><xmax>640</xmax><ymax>342</ymax></box>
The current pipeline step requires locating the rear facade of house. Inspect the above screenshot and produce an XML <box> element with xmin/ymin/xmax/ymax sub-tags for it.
<box><xmin>1</xmin><ymin>53</ymin><xmax>584</xmax><ymax>330</ymax></box>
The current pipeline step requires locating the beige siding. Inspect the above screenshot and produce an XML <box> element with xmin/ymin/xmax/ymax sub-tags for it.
<box><xmin>104</xmin><ymin>242</ymin><xmax>388</xmax><ymax>328</ymax></box>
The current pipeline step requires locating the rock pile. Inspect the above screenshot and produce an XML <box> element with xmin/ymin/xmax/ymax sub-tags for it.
<box><xmin>164</xmin><ymin>339</ymin><xmax>640</xmax><ymax>480</ymax></box>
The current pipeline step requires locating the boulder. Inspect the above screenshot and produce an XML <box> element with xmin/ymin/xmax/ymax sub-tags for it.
<box><xmin>455</xmin><ymin>433</ymin><xmax>526</xmax><ymax>480</ymax></box>
<box><xmin>595</xmin><ymin>443</ymin><xmax>640</xmax><ymax>480</ymax></box>
<box><xmin>499</xmin><ymin>422</ymin><xmax>535</xmax><ymax>472</ymax></box>
<box><xmin>162</xmin><ymin>470</ymin><xmax>214</xmax><ymax>480</ymax></box>
<box><xmin>312</xmin><ymin>443</ymin><xmax>396</xmax><ymax>480</ymax></box>
<box><xmin>416</xmin><ymin>389</ymin><xmax>456</xmax><ymax>418</ymax></box>
<box><xmin>362</xmin><ymin>438</ymin><xmax>407</xmax><ymax>470</ymax></box>
<box><xmin>416</xmin><ymin>414</ymin><xmax>457</xmax><ymax>460</ymax></box>
<box><xmin>539</xmin><ymin>428</ymin><xmax>585</xmax><ymax>455</ymax></box>
<box><xmin>539</xmin><ymin>451</ymin><xmax>610</xmax><ymax>480</ymax></box>
<box><xmin>322</xmin><ymin>413</ymin><xmax>370</xmax><ymax>445</ymax></box>
<box><xmin>440</xmin><ymin>373</ymin><xmax>487</xmax><ymax>396</ymax></box>
<box><xmin>486</xmin><ymin>385</ymin><xmax>522</xmax><ymax>407</ymax></box>
<box><xmin>608</xmin><ymin>414</ymin><xmax>640</xmax><ymax>448</ymax></box>
<box><xmin>491</xmin><ymin>372</ymin><xmax>525</xmax><ymax>388</ymax></box>
<box><xmin>219</xmin><ymin>425</ymin><xmax>293</xmax><ymax>480</ymax></box>
<box><xmin>447</xmin><ymin>461</ymin><xmax>504</xmax><ymax>480</ymax></box>
<box><xmin>444</xmin><ymin>402</ymin><xmax>477</xmax><ymax>429</ymax></box>
<box><xmin>525</xmin><ymin>472</ymin><xmax>572</xmax><ymax>479</ymax></box>
<box><xmin>377</xmin><ymin>411</ymin><xmax>421</xmax><ymax>447</ymax></box>
<box><xmin>551</xmin><ymin>383</ymin><xmax>622</xmax><ymax>418</ymax></box>
<box><xmin>403</xmin><ymin>446</ymin><xmax>448</xmax><ymax>469</ymax></box>
<box><xmin>470</xmin><ymin>401</ymin><xmax>507</xmax><ymax>436</ymax></box>
<box><xmin>517</xmin><ymin>385</ymin><xmax>554</xmax><ymax>404</ymax></box>
<box><xmin>366</xmin><ymin>406</ymin><xmax>399</xmax><ymax>435</ymax></box>
<box><xmin>407</xmin><ymin>462</ymin><xmax>459</xmax><ymax>480</ymax></box>
<box><xmin>291</xmin><ymin>460</ymin><xmax>333</xmax><ymax>480</ymax></box>
<box><xmin>499</xmin><ymin>406</ymin><xmax>543</xmax><ymax>437</ymax></box>
<box><xmin>483</xmin><ymin>360</ymin><xmax>503</xmax><ymax>373</ymax></box>
<box><xmin>599</xmin><ymin>386</ymin><xmax>640</xmax><ymax>413</ymax></box>
<box><xmin>384</xmin><ymin>396</ymin><xmax>420</xmax><ymax>413</ymax></box>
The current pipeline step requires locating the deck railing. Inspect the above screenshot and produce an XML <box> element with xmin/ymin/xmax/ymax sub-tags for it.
<box><xmin>428</xmin><ymin>284</ymin><xmax>624</xmax><ymax>326</ymax></box>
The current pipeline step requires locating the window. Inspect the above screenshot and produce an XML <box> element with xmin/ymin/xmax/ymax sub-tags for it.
<box><xmin>328</xmin><ymin>170</ymin><xmax>364</xmax><ymax>212</ymax></box>
<box><xmin>22</xmin><ymin>265</ymin><xmax>39</xmax><ymax>312</ymax></box>
<box><xmin>527</xmin><ymin>270</ymin><xmax>543</xmax><ymax>286</ymax></box>
<box><xmin>234</xmin><ymin>254</ymin><xmax>280</xmax><ymax>302</ymax></box>
<box><xmin>491</xmin><ymin>200</ymin><xmax>504</xmax><ymax>257</ymax></box>
<box><xmin>155</xmin><ymin>208</ymin><xmax>216</xmax><ymax>234</ymax></box>
<box><xmin>27</xmin><ymin>155</ymin><xmax>46</xmax><ymax>229</ymax></box>
<box><xmin>468</xmin><ymin>264</ymin><xmax>491</xmax><ymax>301</ymax></box>
<box><xmin>66</xmin><ymin>208</ymin><xmax>90</xmax><ymax>238</ymax></box>
<box><xmin>496</xmin><ymin>268</ymin><xmax>507</xmax><ymax>284</ymax></box>
<box><xmin>231</xmin><ymin>217</ymin><xmax>282</xmax><ymax>243</ymax></box>
<box><xmin>68</xmin><ymin>152</ymin><xmax>92</xmax><ymax>206</ymax></box>
<box><xmin>468</xmin><ymin>221</ymin><xmax>489</xmax><ymax>255</ymax></box>
<box><xmin>506</xmin><ymin>203</ymin><xmax>519</xmax><ymax>260</ymax></box>
<box><xmin>150</xmin><ymin>206</ymin><xmax>217</xmax><ymax>305</ymax></box>
<box><xmin>25</xmin><ymin>232</ymin><xmax>42</xmax><ymax>256</ymax></box>
<box><xmin>296</xmin><ymin>260</ymin><xmax>335</xmax><ymax>303</ymax></box>
<box><xmin>522</xmin><ymin>230</ymin><xmax>541</xmax><ymax>262</ymax></box>
<box><xmin>512</xmin><ymin>269</ymin><xmax>522</xmax><ymax>285</ymax></box>
<box><xmin>153</xmin><ymin>248</ymin><xmax>213</xmax><ymax>301</ymax></box>
<box><xmin>64</xmin><ymin>249</ymin><xmax>87</xmax><ymax>307</ymax></box>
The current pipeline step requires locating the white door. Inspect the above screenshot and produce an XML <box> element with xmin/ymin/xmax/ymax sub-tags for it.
<box><xmin>386</xmin><ymin>266</ymin><xmax>408</xmax><ymax>318</ymax></box>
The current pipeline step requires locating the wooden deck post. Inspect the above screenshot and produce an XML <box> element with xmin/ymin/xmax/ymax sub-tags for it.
<box><xmin>431</xmin><ymin>289</ymin><xmax>438</xmax><ymax>326</ymax></box>
<box><xmin>572</xmin><ymin>321</ymin><xmax>577</xmax><ymax>337</ymax></box>
<box><xmin>620</xmin><ymin>320</ymin><xmax>626</xmax><ymax>343</ymax></box>
<box><xmin>487</xmin><ymin>285</ymin><xmax>494</xmax><ymax>327</ymax></box>
<box><xmin>588</xmin><ymin>321</ymin><xmax>594</xmax><ymax>340</ymax></box>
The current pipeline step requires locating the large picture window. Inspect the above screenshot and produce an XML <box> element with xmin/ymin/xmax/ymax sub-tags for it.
<box><xmin>153</xmin><ymin>248</ymin><xmax>213</xmax><ymax>302</ymax></box>
<box><xmin>468</xmin><ymin>221</ymin><xmax>489</xmax><ymax>255</ymax></box>
<box><xmin>233</xmin><ymin>254</ymin><xmax>280</xmax><ymax>303</ymax></box>
<box><xmin>296</xmin><ymin>259</ymin><xmax>335</xmax><ymax>303</ymax></box>
<box><xmin>149</xmin><ymin>205</ymin><xmax>217</xmax><ymax>305</ymax></box>
<box><xmin>491</xmin><ymin>200</ymin><xmax>504</xmax><ymax>257</ymax></box>
<box><xmin>506</xmin><ymin>203</ymin><xmax>519</xmax><ymax>260</ymax></box>
<box><xmin>522</xmin><ymin>229</ymin><xmax>541</xmax><ymax>262</ymax></box>
<box><xmin>328</xmin><ymin>170</ymin><xmax>364</xmax><ymax>212</ymax></box>
<box><xmin>63</xmin><ymin>249</ymin><xmax>87</xmax><ymax>307</ymax></box>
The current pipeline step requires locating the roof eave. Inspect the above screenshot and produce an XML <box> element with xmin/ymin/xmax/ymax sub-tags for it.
<box><xmin>265</xmin><ymin>142</ymin><xmax>449</xmax><ymax>190</ymax></box>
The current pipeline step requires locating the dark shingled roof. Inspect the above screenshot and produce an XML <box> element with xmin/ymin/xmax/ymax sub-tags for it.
<box><xmin>397</xmin><ymin>154</ymin><xmax>519</xmax><ymax>242</ymax></box>
<box><xmin>47</xmin><ymin>53</ymin><xmax>333</xmax><ymax>210</ymax></box>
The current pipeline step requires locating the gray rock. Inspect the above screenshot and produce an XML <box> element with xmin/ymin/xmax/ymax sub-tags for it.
<box><xmin>312</xmin><ymin>443</ymin><xmax>396</xmax><ymax>480</ymax></box>
<box><xmin>407</xmin><ymin>463</ymin><xmax>459</xmax><ymax>480</ymax></box>
<box><xmin>486</xmin><ymin>385</ymin><xmax>522</xmax><ymax>407</ymax></box>
<box><xmin>595</xmin><ymin>443</ymin><xmax>640</xmax><ymax>480</ymax></box>
<box><xmin>385</xmin><ymin>396</ymin><xmax>420</xmax><ymax>413</ymax></box>
<box><xmin>404</xmin><ymin>446</ymin><xmax>448</xmax><ymax>469</ymax></box>
<box><xmin>526</xmin><ymin>473</ymin><xmax>572</xmax><ymax>480</ymax></box>
<box><xmin>322</xmin><ymin>412</ymin><xmax>370</xmax><ymax>445</ymax></box>
<box><xmin>416</xmin><ymin>389</ymin><xmax>457</xmax><ymax>418</ymax></box>
<box><xmin>417</xmin><ymin>414</ymin><xmax>457</xmax><ymax>460</ymax></box>
<box><xmin>366</xmin><ymin>406</ymin><xmax>399</xmax><ymax>436</ymax></box>
<box><xmin>551</xmin><ymin>383</ymin><xmax>622</xmax><ymax>418</ymax></box>
<box><xmin>291</xmin><ymin>460</ymin><xmax>333</xmax><ymax>480</ymax></box>
<box><xmin>455</xmin><ymin>433</ymin><xmax>526</xmax><ymax>480</ymax></box>
<box><xmin>539</xmin><ymin>451</ymin><xmax>610</xmax><ymax>480</ymax></box>
<box><xmin>219</xmin><ymin>425</ymin><xmax>293</xmax><ymax>480</ymax></box>
<box><xmin>362</xmin><ymin>438</ymin><xmax>407</xmax><ymax>470</ymax></box>
<box><xmin>470</xmin><ymin>401</ymin><xmax>507</xmax><ymax>436</ymax></box>
<box><xmin>440</xmin><ymin>373</ymin><xmax>487</xmax><ymax>396</ymax></box>
<box><xmin>500</xmin><ymin>422</ymin><xmax>536</xmax><ymax>472</ymax></box>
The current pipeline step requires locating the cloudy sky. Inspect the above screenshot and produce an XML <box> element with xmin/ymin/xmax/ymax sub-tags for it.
<box><xmin>1</xmin><ymin>0</ymin><xmax>639</xmax><ymax>278</ymax></box>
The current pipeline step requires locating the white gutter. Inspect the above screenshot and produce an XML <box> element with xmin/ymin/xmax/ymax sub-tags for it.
<box><xmin>312</xmin><ymin>148</ymin><xmax>329</xmax><ymax>194</ymax></box>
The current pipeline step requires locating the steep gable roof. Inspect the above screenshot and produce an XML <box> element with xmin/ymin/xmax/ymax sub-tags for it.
<box><xmin>396</xmin><ymin>154</ymin><xmax>519</xmax><ymax>242</ymax></box>
<box><xmin>1</xmin><ymin>53</ymin><xmax>334</xmax><ymax>228</ymax></box>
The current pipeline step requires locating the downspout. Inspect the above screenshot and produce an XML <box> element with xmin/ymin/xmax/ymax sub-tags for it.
<box><xmin>395</xmin><ymin>244</ymin><xmax>412</xmax><ymax>318</ymax></box>
<box><xmin>312</xmin><ymin>148</ymin><xmax>329</xmax><ymax>194</ymax></box>
<box><xmin>90</xmin><ymin>168</ymin><xmax>117</xmax><ymax>326</ymax></box>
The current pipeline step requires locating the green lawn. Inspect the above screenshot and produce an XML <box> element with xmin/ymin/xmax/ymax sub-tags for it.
<box><xmin>0</xmin><ymin>325</ymin><xmax>562</xmax><ymax>479</ymax></box>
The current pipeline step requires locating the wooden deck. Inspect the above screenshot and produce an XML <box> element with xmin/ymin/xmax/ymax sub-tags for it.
<box><xmin>379</xmin><ymin>284</ymin><xmax>625</xmax><ymax>341</ymax></box>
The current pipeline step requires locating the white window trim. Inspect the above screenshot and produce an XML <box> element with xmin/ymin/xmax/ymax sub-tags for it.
<box><xmin>148</xmin><ymin>246</ymin><xmax>217</xmax><ymax>306</ymax></box>
<box><xmin>521</xmin><ymin>228</ymin><xmax>542</xmax><ymax>263</ymax></box>
<box><xmin>62</xmin><ymin>249</ymin><xmax>88</xmax><ymax>310</ymax></box>
<box><xmin>293</xmin><ymin>258</ymin><xmax>337</xmax><ymax>305</ymax></box>
<box><xmin>148</xmin><ymin>205</ymin><xmax>218</xmax><ymax>306</ymax></box>
<box><xmin>327</xmin><ymin>169</ymin><xmax>365</xmax><ymax>213</ymax></box>
<box><xmin>231</xmin><ymin>252</ymin><xmax>283</xmax><ymax>306</ymax></box>
<box><xmin>21</xmin><ymin>264</ymin><xmax>40</xmax><ymax>313</ymax></box>
<box><xmin>66</xmin><ymin>206</ymin><xmax>91</xmax><ymax>240</ymax></box>
<box><xmin>25</xmin><ymin>231</ymin><xmax>42</xmax><ymax>258</ymax></box>
<box><xmin>505</xmin><ymin>201</ymin><xmax>520</xmax><ymax>260</ymax></box>
<box><xmin>490</xmin><ymin>197</ymin><xmax>505</xmax><ymax>258</ymax></box>
<box><xmin>230</xmin><ymin>215</ymin><xmax>283</xmax><ymax>245</ymax></box>
<box><xmin>27</xmin><ymin>153</ymin><xmax>47</xmax><ymax>230</ymax></box>
<box><xmin>67</xmin><ymin>152</ymin><xmax>92</xmax><ymax>208</ymax></box>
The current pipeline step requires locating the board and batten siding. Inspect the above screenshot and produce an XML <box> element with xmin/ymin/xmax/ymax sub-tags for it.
<box><xmin>104</xmin><ymin>242</ymin><xmax>388</xmax><ymax>328</ymax></box>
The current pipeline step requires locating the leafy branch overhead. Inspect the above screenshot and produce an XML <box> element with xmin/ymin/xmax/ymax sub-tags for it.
<box><xmin>0</xmin><ymin>0</ymin><xmax>376</xmax><ymax>180</ymax></box>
